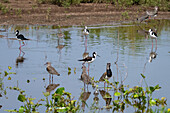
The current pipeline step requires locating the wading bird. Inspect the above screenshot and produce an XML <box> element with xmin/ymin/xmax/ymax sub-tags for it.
<box><xmin>15</xmin><ymin>30</ymin><xmax>29</xmax><ymax>49</ymax></box>
<box><xmin>45</xmin><ymin>62</ymin><xmax>60</xmax><ymax>83</ymax></box>
<box><xmin>99</xmin><ymin>63</ymin><xmax>112</xmax><ymax>89</ymax></box>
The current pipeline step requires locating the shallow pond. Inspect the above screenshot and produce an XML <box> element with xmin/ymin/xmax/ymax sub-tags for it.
<box><xmin>0</xmin><ymin>19</ymin><xmax>170</xmax><ymax>112</ymax></box>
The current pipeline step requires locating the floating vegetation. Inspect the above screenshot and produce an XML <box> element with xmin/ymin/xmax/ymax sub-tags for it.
<box><xmin>1</xmin><ymin>67</ymin><xmax>168</xmax><ymax>112</ymax></box>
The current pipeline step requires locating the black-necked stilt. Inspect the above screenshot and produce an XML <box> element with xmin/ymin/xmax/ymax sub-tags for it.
<box><xmin>15</xmin><ymin>30</ymin><xmax>29</xmax><ymax>49</ymax></box>
<box><xmin>149</xmin><ymin>29</ymin><xmax>157</xmax><ymax>39</ymax></box>
<box><xmin>45</xmin><ymin>62</ymin><xmax>60</xmax><ymax>83</ymax></box>
<box><xmin>78</xmin><ymin>52</ymin><xmax>99</xmax><ymax>64</ymax></box>
<box><xmin>149</xmin><ymin>29</ymin><xmax>158</xmax><ymax>51</ymax></box>
<box><xmin>99</xmin><ymin>63</ymin><xmax>112</xmax><ymax>88</ymax></box>
<box><xmin>78</xmin><ymin>52</ymin><xmax>99</xmax><ymax>76</ymax></box>
<box><xmin>83</xmin><ymin>26</ymin><xmax>89</xmax><ymax>35</ymax></box>
<box><xmin>146</xmin><ymin>6</ymin><xmax>158</xmax><ymax>19</ymax></box>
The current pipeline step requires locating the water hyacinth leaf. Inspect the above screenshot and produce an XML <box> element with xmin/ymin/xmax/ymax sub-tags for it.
<box><xmin>149</xmin><ymin>86</ymin><xmax>155</xmax><ymax>92</ymax></box>
<box><xmin>150</xmin><ymin>100</ymin><xmax>156</xmax><ymax>106</ymax></box>
<box><xmin>74</xmin><ymin>68</ymin><xmax>76</xmax><ymax>74</ymax></box>
<box><xmin>43</xmin><ymin>92</ymin><xmax>50</xmax><ymax>97</ymax></box>
<box><xmin>68</xmin><ymin>67</ymin><xmax>71</xmax><ymax>71</ymax></box>
<box><xmin>8</xmin><ymin>76</ymin><xmax>11</xmax><ymax>80</ymax></box>
<box><xmin>8</xmin><ymin>66</ymin><xmax>12</xmax><ymax>70</ymax></box>
<box><xmin>133</xmin><ymin>94</ymin><xmax>139</xmax><ymax>98</ymax></box>
<box><xmin>155</xmin><ymin>84</ymin><xmax>161</xmax><ymax>90</ymax></box>
<box><xmin>115</xmin><ymin>82</ymin><xmax>119</xmax><ymax>85</ymax></box>
<box><xmin>4</xmin><ymin>71</ymin><xmax>8</xmax><ymax>76</ymax></box>
<box><xmin>18</xmin><ymin>94</ymin><xmax>26</xmax><ymax>102</ymax></box>
<box><xmin>114</xmin><ymin>92</ymin><xmax>121</xmax><ymax>96</ymax></box>
<box><xmin>140</xmin><ymin>74</ymin><xmax>145</xmax><ymax>79</ymax></box>
<box><xmin>9</xmin><ymin>72</ymin><xmax>16</xmax><ymax>74</ymax></box>
<box><xmin>55</xmin><ymin>87</ymin><xmax>65</xmax><ymax>95</ymax></box>
<box><xmin>4</xmin><ymin>110</ymin><xmax>17</xmax><ymax>112</ymax></box>
<box><xmin>68</xmin><ymin>72</ymin><xmax>71</xmax><ymax>75</ymax></box>
<box><xmin>27</xmin><ymin>80</ymin><xmax>30</xmax><ymax>83</ymax></box>
<box><xmin>19</xmin><ymin>106</ymin><xmax>24</xmax><ymax>113</ymax></box>
<box><xmin>114</xmin><ymin>100</ymin><xmax>120</xmax><ymax>104</ymax></box>
<box><xmin>55</xmin><ymin>107</ymin><xmax>68</xmax><ymax>112</ymax></box>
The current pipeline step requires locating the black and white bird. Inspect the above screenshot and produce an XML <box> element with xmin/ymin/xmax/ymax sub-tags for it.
<box><xmin>99</xmin><ymin>63</ymin><xmax>112</xmax><ymax>82</ymax></box>
<box><xmin>146</xmin><ymin>6</ymin><xmax>158</xmax><ymax>18</ymax></box>
<box><xmin>45</xmin><ymin>62</ymin><xmax>60</xmax><ymax>83</ymax></box>
<box><xmin>15</xmin><ymin>30</ymin><xmax>29</xmax><ymax>49</ymax></box>
<box><xmin>149</xmin><ymin>29</ymin><xmax>157</xmax><ymax>39</ymax></box>
<box><xmin>83</xmin><ymin>26</ymin><xmax>89</xmax><ymax>35</ymax></box>
<box><xmin>78</xmin><ymin>52</ymin><xmax>99</xmax><ymax>64</ymax></box>
<box><xmin>99</xmin><ymin>63</ymin><xmax>112</xmax><ymax>89</ymax></box>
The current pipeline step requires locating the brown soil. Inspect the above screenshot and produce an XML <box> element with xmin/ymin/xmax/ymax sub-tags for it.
<box><xmin>0</xmin><ymin>0</ymin><xmax>170</xmax><ymax>26</ymax></box>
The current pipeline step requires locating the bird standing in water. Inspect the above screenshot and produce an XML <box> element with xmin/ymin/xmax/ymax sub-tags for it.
<box><xmin>78</xmin><ymin>52</ymin><xmax>99</xmax><ymax>75</ymax></box>
<box><xmin>146</xmin><ymin>6</ymin><xmax>158</xmax><ymax>19</ymax></box>
<box><xmin>83</xmin><ymin>26</ymin><xmax>89</xmax><ymax>35</ymax></box>
<box><xmin>45</xmin><ymin>62</ymin><xmax>60</xmax><ymax>83</ymax></box>
<box><xmin>149</xmin><ymin>29</ymin><xmax>158</xmax><ymax>48</ymax></box>
<box><xmin>15</xmin><ymin>30</ymin><xmax>29</xmax><ymax>49</ymax></box>
<box><xmin>99</xmin><ymin>63</ymin><xmax>112</xmax><ymax>89</ymax></box>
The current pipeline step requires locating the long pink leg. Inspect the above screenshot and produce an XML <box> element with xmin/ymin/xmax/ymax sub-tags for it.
<box><xmin>155</xmin><ymin>39</ymin><xmax>157</xmax><ymax>50</ymax></box>
<box><xmin>19</xmin><ymin>41</ymin><xmax>21</xmax><ymax>49</ymax></box>
<box><xmin>21</xmin><ymin>41</ymin><xmax>25</xmax><ymax>47</ymax></box>
<box><xmin>88</xmin><ymin>63</ymin><xmax>90</xmax><ymax>76</ymax></box>
<box><xmin>85</xmin><ymin>35</ymin><xmax>87</xmax><ymax>52</ymax></box>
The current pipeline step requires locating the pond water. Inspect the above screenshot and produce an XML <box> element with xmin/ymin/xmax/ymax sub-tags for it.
<box><xmin>0</xmin><ymin>20</ymin><xmax>170</xmax><ymax>112</ymax></box>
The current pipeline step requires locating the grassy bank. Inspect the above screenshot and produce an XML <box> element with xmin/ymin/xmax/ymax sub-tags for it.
<box><xmin>36</xmin><ymin>0</ymin><xmax>169</xmax><ymax>11</ymax></box>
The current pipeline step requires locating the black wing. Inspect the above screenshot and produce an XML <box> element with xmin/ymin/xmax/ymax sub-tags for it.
<box><xmin>18</xmin><ymin>34</ymin><xmax>29</xmax><ymax>40</ymax></box>
<box><xmin>107</xmin><ymin>69</ymin><xmax>112</xmax><ymax>77</ymax></box>
<box><xmin>78</xmin><ymin>57</ymin><xmax>92</xmax><ymax>62</ymax></box>
<box><xmin>152</xmin><ymin>32</ymin><xmax>157</xmax><ymax>37</ymax></box>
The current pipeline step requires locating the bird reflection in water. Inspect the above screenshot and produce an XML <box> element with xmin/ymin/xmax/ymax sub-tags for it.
<box><xmin>16</xmin><ymin>49</ymin><xmax>26</xmax><ymax>68</ymax></box>
<box><xmin>99</xmin><ymin>90</ymin><xmax>112</xmax><ymax>110</ymax></box>
<box><xmin>46</xmin><ymin>83</ymin><xmax>60</xmax><ymax>94</ymax></box>
<box><xmin>136</xmin><ymin>25</ymin><xmax>149</xmax><ymax>39</ymax></box>
<box><xmin>148</xmin><ymin>39</ymin><xmax>157</xmax><ymax>63</ymax></box>
<box><xmin>79</xmin><ymin>90</ymin><xmax>91</xmax><ymax>111</ymax></box>
<box><xmin>56</xmin><ymin>28</ymin><xmax>65</xmax><ymax>61</ymax></box>
<box><xmin>80</xmin><ymin>65</ymin><xmax>93</xmax><ymax>91</ymax></box>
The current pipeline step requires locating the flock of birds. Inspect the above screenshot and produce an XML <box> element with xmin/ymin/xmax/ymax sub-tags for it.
<box><xmin>14</xmin><ymin>6</ymin><xmax>159</xmax><ymax>89</ymax></box>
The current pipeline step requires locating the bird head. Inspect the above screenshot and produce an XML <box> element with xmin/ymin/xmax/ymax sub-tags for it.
<box><xmin>15</xmin><ymin>30</ymin><xmax>19</xmax><ymax>36</ymax></box>
<box><xmin>85</xmin><ymin>26</ymin><xmax>88</xmax><ymax>29</ymax></box>
<box><xmin>44</xmin><ymin>62</ymin><xmax>51</xmax><ymax>66</ymax></box>
<box><xmin>93</xmin><ymin>52</ymin><xmax>100</xmax><ymax>58</ymax></box>
<box><xmin>149</xmin><ymin>29</ymin><xmax>152</xmax><ymax>32</ymax></box>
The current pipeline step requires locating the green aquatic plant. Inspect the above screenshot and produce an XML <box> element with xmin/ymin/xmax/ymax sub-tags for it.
<box><xmin>45</xmin><ymin>87</ymin><xmax>80</xmax><ymax>112</ymax></box>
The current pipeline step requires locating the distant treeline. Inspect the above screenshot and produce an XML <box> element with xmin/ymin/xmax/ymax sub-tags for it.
<box><xmin>37</xmin><ymin>0</ymin><xmax>169</xmax><ymax>8</ymax></box>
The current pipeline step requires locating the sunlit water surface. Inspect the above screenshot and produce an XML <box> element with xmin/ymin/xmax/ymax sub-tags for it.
<box><xmin>0</xmin><ymin>20</ymin><xmax>170</xmax><ymax>112</ymax></box>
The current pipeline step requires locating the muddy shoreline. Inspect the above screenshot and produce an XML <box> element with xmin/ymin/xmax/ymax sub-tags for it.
<box><xmin>0</xmin><ymin>1</ymin><xmax>170</xmax><ymax>26</ymax></box>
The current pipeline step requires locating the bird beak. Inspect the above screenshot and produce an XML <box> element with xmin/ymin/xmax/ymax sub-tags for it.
<box><xmin>97</xmin><ymin>55</ymin><xmax>100</xmax><ymax>57</ymax></box>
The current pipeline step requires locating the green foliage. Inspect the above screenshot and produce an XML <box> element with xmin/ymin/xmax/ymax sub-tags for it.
<box><xmin>0</xmin><ymin>3</ymin><xmax>10</xmax><ymax>14</ymax></box>
<box><xmin>35</xmin><ymin>0</ymin><xmax>169</xmax><ymax>10</ymax></box>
